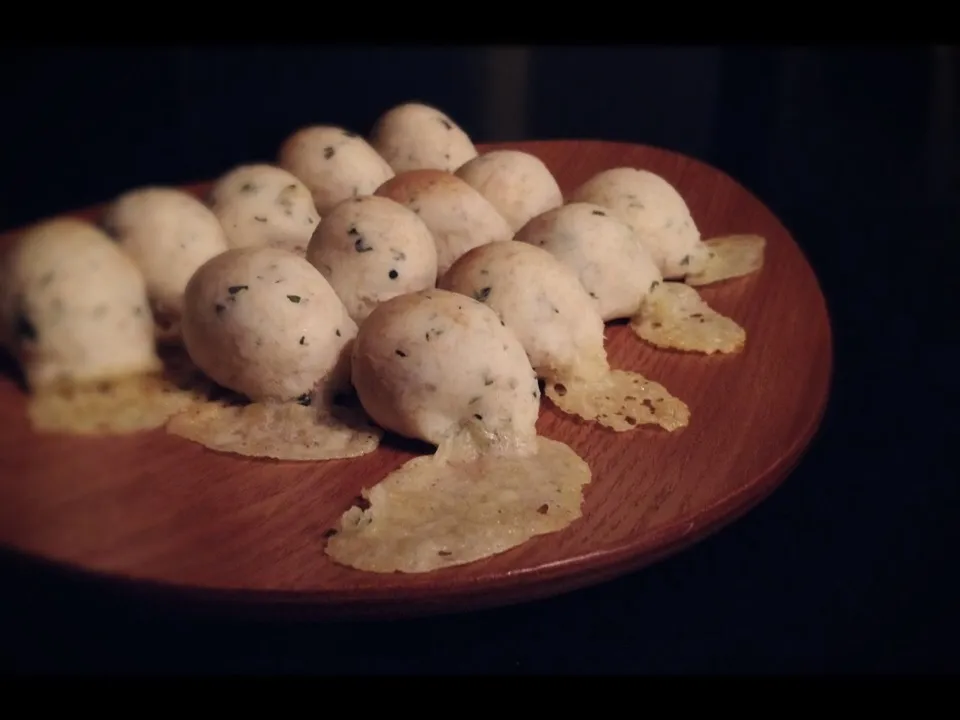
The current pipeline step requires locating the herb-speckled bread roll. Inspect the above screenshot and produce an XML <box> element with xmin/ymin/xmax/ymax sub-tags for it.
<box><xmin>180</xmin><ymin>247</ymin><xmax>356</xmax><ymax>403</ymax></box>
<box><xmin>306</xmin><ymin>195</ymin><xmax>438</xmax><ymax>324</ymax></box>
<box><xmin>568</xmin><ymin>168</ymin><xmax>707</xmax><ymax>279</ymax></box>
<box><xmin>369</xmin><ymin>102</ymin><xmax>478</xmax><ymax>174</ymax></box>
<box><xmin>277</xmin><ymin>126</ymin><xmax>394</xmax><ymax>215</ymax></box>
<box><xmin>374</xmin><ymin>170</ymin><xmax>512</xmax><ymax>277</ymax></box>
<box><xmin>515</xmin><ymin>202</ymin><xmax>662</xmax><ymax>321</ymax></box>
<box><xmin>101</xmin><ymin>186</ymin><xmax>229</xmax><ymax>341</ymax></box>
<box><xmin>351</xmin><ymin>289</ymin><xmax>540</xmax><ymax>448</ymax></box>
<box><xmin>0</xmin><ymin>218</ymin><xmax>160</xmax><ymax>390</ymax></box>
<box><xmin>208</xmin><ymin>164</ymin><xmax>320</xmax><ymax>256</ymax></box>
<box><xmin>455</xmin><ymin>150</ymin><xmax>563</xmax><ymax>232</ymax></box>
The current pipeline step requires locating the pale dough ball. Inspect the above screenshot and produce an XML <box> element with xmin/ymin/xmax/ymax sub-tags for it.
<box><xmin>180</xmin><ymin>247</ymin><xmax>356</xmax><ymax>403</ymax></box>
<box><xmin>374</xmin><ymin>169</ymin><xmax>512</xmax><ymax>277</ymax></box>
<box><xmin>305</xmin><ymin>195</ymin><xmax>438</xmax><ymax>324</ymax></box>
<box><xmin>439</xmin><ymin>241</ymin><xmax>606</xmax><ymax>379</ymax></box>
<box><xmin>515</xmin><ymin>203</ymin><xmax>662</xmax><ymax>321</ymax></box>
<box><xmin>369</xmin><ymin>102</ymin><xmax>478</xmax><ymax>174</ymax></box>
<box><xmin>352</xmin><ymin>289</ymin><xmax>540</xmax><ymax>447</ymax></box>
<box><xmin>101</xmin><ymin>186</ymin><xmax>229</xmax><ymax>339</ymax></box>
<box><xmin>0</xmin><ymin>218</ymin><xmax>160</xmax><ymax>390</ymax></box>
<box><xmin>455</xmin><ymin>150</ymin><xmax>563</xmax><ymax>232</ymax></box>
<box><xmin>208</xmin><ymin>164</ymin><xmax>320</xmax><ymax>256</ymax></box>
<box><xmin>277</xmin><ymin>126</ymin><xmax>394</xmax><ymax>214</ymax></box>
<box><xmin>568</xmin><ymin>167</ymin><xmax>707</xmax><ymax>279</ymax></box>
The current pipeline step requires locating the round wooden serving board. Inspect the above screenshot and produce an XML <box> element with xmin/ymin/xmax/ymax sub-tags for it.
<box><xmin>0</xmin><ymin>140</ymin><xmax>832</xmax><ymax>620</ymax></box>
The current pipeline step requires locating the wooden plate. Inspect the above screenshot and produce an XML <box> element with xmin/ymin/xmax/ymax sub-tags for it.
<box><xmin>0</xmin><ymin>140</ymin><xmax>832</xmax><ymax>620</ymax></box>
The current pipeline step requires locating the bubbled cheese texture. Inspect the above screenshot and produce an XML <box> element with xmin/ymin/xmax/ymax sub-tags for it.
<box><xmin>370</xmin><ymin>102</ymin><xmax>478</xmax><ymax>174</ymax></box>
<box><xmin>455</xmin><ymin>150</ymin><xmax>563</xmax><ymax>232</ymax></box>
<box><xmin>306</xmin><ymin>195</ymin><xmax>438</xmax><ymax>324</ymax></box>
<box><xmin>208</xmin><ymin>164</ymin><xmax>320</xmax><ymax>256</ymax></box>
<box><xmin>180</xmin><ymin>247</ymin><xmax>356</xmax><ymax>403</ymax></box>
<box><xmin>101</xmin><ymin>186</ymin><xmax>229</xmax><ymax>338</ymax></box>
<box><xmin>568</xmin><ymin>168</ymin><xmax>708</xmax><ymax>279</ymax></box>
<box><xmin>515</xmin><ymin>202</ymin><xmax>662</xmax><ymax>321</ymax></box>
<box><xmin>278</xmin><ymin>126</ymin><xmax>394</xmax><ymax>214</ymax></box>
<box><xmin>0</xmin><ymin>218</ymin><xmax>160</xmax><ymax>390</ymax></box>
<box><xmin>351</xmin><ymin>289</ymin><xmax>541</xmax><ymax>449</ymax></box>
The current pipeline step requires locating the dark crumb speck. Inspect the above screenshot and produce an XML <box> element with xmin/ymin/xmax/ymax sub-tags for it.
<box><xmin>554</xmin><ymin>383</ymin><xmax>567</xmax><ymax>396</ymax></box>
<box><xmin>473</xmin><ymin>286</ymin><xmax>491</xmax><ymax>302</ymax></box>
<box><xmin>215</xmin><ymin>303</ymin><xmax>227</xmax><ymax>316</ymax></box>
<box><xmin>336</xmin><ymin>329</ymin><xmax>341</xmax><ymax>337</ymax></box>
<box><xmin>347</xmin><ymin>224</ymin><xmax>359</xmax><ymax>235</ymax></box>
<box><xmin>395</xmin><ymin>349</ymin><xmax>407</xmax><ymax>357</ymax></box>
<box><xmin>642</xmin><ymin>399</ymin><xmax>655</xmax><ymax>413</ymax></box>
<box><xmin>589</xmin><ymin>291</ymin><xmax>598</xmax><ymax>299</ymax></box>
<box><xmin>500</xmin><ymin>318</ymin><xmax>506</xmax><ymax>326</ymax></box>
<box><xmin>323</xmin><ymin>146</ymin><xmax>336</xmax><ymax>159</ymax></box>
<box><xmin>254</xmin><ymin>216</ymin><xmax>268</xmax><ymax>222</ymax></box>
<box><xmin>391</xmin><ymin>249</ymin><xmax>406</xmax><ymax>261</ymax></box>
<box><xmin>16</xmin><ymin>313</ymin><xmax>36</xmax><ymax>341</ymax></box>
<box><xmin>322</xmin><ymin>528</ymin><xmax>338</xmax><ymax>539</ymax></box>
<box><xmin>287</xmin><ymin>295</ymin><xmax>301</xmax><ymax>303</ymax></box>
<box><xmin>483</xmin><ymin>374</ymin><xmax>494</xmax><ymax>386</ymax></box>
<box><xmin>591</xmin><ymin>209</ymin><xmax>606</xmax><ymax>216</ymax></box>
<box><xmin>354</xmin><ymin>236</ymin><xmax>373</xmax><ymax>253</ymax></box>
<box><xmin>438</xmin><ymin>117</ymin><xmax>453</xmax><ymax>130</ymax></box>
<box><xmin>296</xmin><ymin>393</ymin><xmax>312</xmax><ymax>406</ymax></box>
<box><xmin>680</xmin><ymin>255</ymin><xmax>691</xmax><ymax>266</ymax></box>
<box><xmin>299</xmin><ymin>336</ymin><xmax>306</xmax><ymax>345</ymax></box>
<box><xmin>469</xmin><ymin>396</ymin><xmax>481</xmax><ymax>404</ymax></box>
<box><xmin>624</xmin><ymin>415</ymin><xmax>637</xmax><ymax>426</ymax></box>
<box><xmin>652</xmin><ymin>321</ymin><xmax>662</xmax><ymax>328</ymax></box>
<box><xmin>650</xmin><ymin>280</ymin><xmax>660</xmax><ymax>292</ymax></box>
<box><xmin>353</xmin><ymin>495</ymin><xmax>371</xmax><ymax>511</ymax></box>
<box><xmin>388</xmin><ymin>269</ymin><xmax>399</xmax><ymax>280</ymax></box>
<box><xmin>228</xmin><ymin>285</ymin><xmax>248</xmax><ymax>295</ymax></box>
<box><xmin>438</xmin><ymin>550</ymin><xmax>452</xmax><ymax>557</ymax></box>
<box><xmin>537</xmin><ymin>504</ymin><xmax>549</xmax><ymax>514</ymax></box>
<box><xmin>473</xmin><ymin>413</ymin><xmax>483</xmax><ymax>421</ymax></box>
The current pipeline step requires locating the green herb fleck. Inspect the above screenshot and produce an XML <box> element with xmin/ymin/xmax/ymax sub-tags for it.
<box><xmin>228</xmin><ymin>285</ymin><xmax>248</xmax><ymax>295</ymax></box>
<box><xmin>473</xmin><ymin>286</ymin><xmax>491</xmax><ymax>302</ymax></box>
<box><xmin>254</xmin><ymin>216</ymin><xmax>267</xmax><ymax>222</ymax></box>
<box><xmin>591</xmin><ymin>209</ymin><xmax>606</xmax><ymax>216</ymax></box>
<box><xmin>323</xmin><ymin>146</ymin><xmax>335</xmax><ymax>159</ymax></box>
<box><xmin>395</xmin><ymin>349</ymin><xmax>407</xmax><ymax>357</ymax></box>
<box><xmin>354</xmin><ymin>236</ymin><xmax>373</xmax><ymax>253</ymax></box>
<box><xmin>287</xmin><ymin>295</ymin><xmax>301</xmax><ymax>303</ymax></box>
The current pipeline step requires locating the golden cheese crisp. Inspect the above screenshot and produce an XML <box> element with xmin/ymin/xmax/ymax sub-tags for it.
<box><xmin>325</xmin><ymin>433</ymin><xmax>590</xmax><ymax>573</ymax></box>
<box><xmin>545</xmin><ymin>369</ymin><xmax>690</xmax><ymax>432</ymax></box>
<box><xmin>165</xmin><ymin>397</ymin><xmax>381</xmax><ymax>461</ymax></box>
<box><xmin>685</xmin><ymin>234</ymin><xmax>766</xmax><ymax>287</ymax></box>
<box><xmin>631</xmin><ymin>281</ymin><xmax>746</xmax><ymax>355</ymax></box>
<box><xmin>27</xmin><ymin>372</ymin><xmax>202</xmax><ymax>435</ymax></box>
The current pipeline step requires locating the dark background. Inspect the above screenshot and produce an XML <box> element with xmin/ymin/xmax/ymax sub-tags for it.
<box><xmin>0</xmin><ymin>46</ymin><xmax>956</xmax><ymax>674</ymax></box>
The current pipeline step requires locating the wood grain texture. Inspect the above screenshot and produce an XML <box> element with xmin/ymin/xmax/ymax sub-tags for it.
<box><xmin>0</xmin><ymin>140</ymin><xmax>832</xmax><ymax>620</ymax></box>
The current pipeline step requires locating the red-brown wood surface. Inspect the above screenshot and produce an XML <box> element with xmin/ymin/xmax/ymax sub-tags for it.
<box><xmin>0</xmin><ymin>140</ymin><xmax>832</xmax><ymax>620</ymax></box>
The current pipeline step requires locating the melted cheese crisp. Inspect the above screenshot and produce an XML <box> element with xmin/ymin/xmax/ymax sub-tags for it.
<box><xmin>325</xmin><ymin>289</ymin><xmax>591</xmax><ymax>574</ymax></box>
<box><xmin>166</xmin><ymin>394</ymin><xmax>380</xmax><ymax>461</ymax></box>
<box><xmin>440</xmin><ymin>242</ymin><xmax>690</xmax><ymax>432</ymax></box>
<box><xmin>685</xmin><ymin>234</ymin><xmax>767</xmax><ymax>287</ymax></box>
<box><xmin>631</xmin><ymin>282</ymin><xmax>746</xmax><ymax>355</ymax></box>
